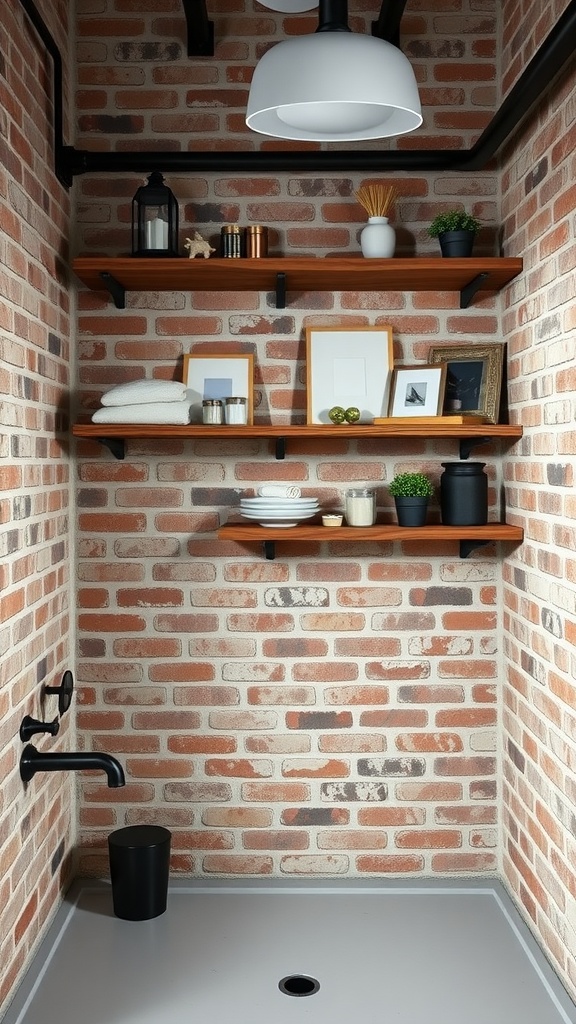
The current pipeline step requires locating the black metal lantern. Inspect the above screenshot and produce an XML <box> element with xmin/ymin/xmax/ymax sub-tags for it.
<box><xmin>132</xmin><ymin>172</ymin><xmax>179</xmax><ymax>257</ymax></box>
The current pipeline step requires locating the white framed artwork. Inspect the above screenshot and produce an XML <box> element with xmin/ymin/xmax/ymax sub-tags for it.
<box><xmin>305</xmin><ymin>325</ymin><xmax>394</xmax><ymax>424</ymax></box>
<box><xmin>388</xmin><ymin>364</ymin><xmax>447</xmax><ymax>418</ymax></box>
<box><xmin>183</xmin><ymin>353</ymin><xmax>254</xmax><ymax>424</ymax></box>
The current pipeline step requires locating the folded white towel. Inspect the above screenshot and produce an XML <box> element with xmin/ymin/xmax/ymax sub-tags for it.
<box><xmin>101</xmin><ymin>380</ymin><xmax>188</xmax><ymax>406</ymax></box>
<box><xmin>258</xmin><ymin>485</ymin><xmax>301</xmax><ymax>498</ymax></box>
<box><xmin>92</xmin><ymin>401</ymin><xmax>191</xmax><ymax>425</ymax></box>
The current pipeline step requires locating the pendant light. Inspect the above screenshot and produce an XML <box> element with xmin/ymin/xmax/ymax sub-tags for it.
<box><xmin>246</xmin><ymin>0</ymin><xmax>422</xmax><ymax>142</ymax></box>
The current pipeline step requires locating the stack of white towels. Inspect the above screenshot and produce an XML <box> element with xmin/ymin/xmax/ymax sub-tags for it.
<box><xmin>91</xmin><ymin>380</ymin><xmax>192</xmax><ymax>424</ymax></box>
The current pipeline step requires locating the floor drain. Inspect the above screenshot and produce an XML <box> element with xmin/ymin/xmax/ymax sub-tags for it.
<box><xmin>279</xmin><ymin>975</ymin><xmax>320</xmax><ymax>997</ymax></box>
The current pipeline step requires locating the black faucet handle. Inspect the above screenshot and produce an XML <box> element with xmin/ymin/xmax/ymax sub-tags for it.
<box><xmin>19</xmin><ymin>715</ymin><xmax>60</xmax><ymax>742</ymax></box>
<box><xmin>44</xmin><ymin>669</ymin><xmax>74</xmax><ymax>715</ymax></box>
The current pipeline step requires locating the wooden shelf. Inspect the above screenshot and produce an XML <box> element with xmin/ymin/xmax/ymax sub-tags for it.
<box><xmin>72</xmin><ymin>421</ymin><xmax>523</xmax><ymax>461</ymax></box>
<box><xmin>71</xmin><ymin>256</ymin><xmax>523</xmax><ymax>309</ymax></box>
<box><xmin>218</xmin><ymin>521</ymin><xmax>524</xmax><ymax>560</ymax></box>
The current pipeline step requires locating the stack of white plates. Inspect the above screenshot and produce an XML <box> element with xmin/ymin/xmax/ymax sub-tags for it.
<box><xmin>239</xmin><ymin>496</ymin><xmax>320</xmax><ymax>528</ymax></box>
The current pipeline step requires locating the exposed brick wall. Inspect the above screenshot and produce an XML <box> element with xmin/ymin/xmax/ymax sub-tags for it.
<box><xmin>75</xmin><ymin>440</ymin><xmax>504</xmax><ymax>878</ymax></box>
<box><xmin>500</xmin><ymin>0</ymin><xmax>576</xmax><ymax>1002</ymax></box>
<box><xmin>0</xmin><ymin>0</ymin><xmax>74</xmax><ymax>1012</ymax></box>
<box><xmin>3</xmin><ymin>0</ymin><xmax>575</xmax><ymax>1012</ymax></box>
<box><xmin>73</xmin><ymin>0</ymin><xmax>506</xmax><ymax>886</ymax></box>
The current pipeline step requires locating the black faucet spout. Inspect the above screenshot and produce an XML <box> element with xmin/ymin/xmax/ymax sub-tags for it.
<box><xmin>20</xmin><ymin>745</ymin><xmax>125</xmax><ymax>787</ymax></box>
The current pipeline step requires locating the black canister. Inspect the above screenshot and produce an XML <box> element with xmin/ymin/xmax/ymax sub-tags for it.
<box><xmin>440</xmin><ymin>462</ymin><xmax>488</xmax><ymax>525</ymax></box>
<box><xmin>221</xmin><ymin>223</ymin><xmax>243</xmax><ymax>257</ymax></box>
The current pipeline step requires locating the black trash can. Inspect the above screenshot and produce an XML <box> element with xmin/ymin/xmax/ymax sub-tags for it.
<box><xmin>108</xmin><ymin>825</ymin><xmax>171</xmax><ymax>921</ymax></box>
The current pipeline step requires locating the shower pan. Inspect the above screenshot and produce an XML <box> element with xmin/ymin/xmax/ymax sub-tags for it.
<box><xmin>3</xmin><ymin>878</ymin><xmax>576</xmax><ymax>1024</ymax></box>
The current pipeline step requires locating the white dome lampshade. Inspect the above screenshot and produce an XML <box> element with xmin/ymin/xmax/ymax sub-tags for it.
<box><xmin>246</xmin><ymin>21</ymin><xmax>422</xmax><ymax>142</ymax></box>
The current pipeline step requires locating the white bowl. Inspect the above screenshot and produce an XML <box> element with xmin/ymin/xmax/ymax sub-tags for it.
<box><xmin>322</xmin><ymin>514</ymin><xmax>343</xmax><ymax>527</ymax></box>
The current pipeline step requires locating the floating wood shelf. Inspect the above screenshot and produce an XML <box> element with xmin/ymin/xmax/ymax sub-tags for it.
<box><xmin>218</xmin><ymin>521</ymin><xmax>524</xmax><ymax>560</ymax></box>
<box><xmin>71</xmin><ymin>256</ymin><xmax>523</xmax><ymax>309</ymax></box>
<box><xmin>72</xmin><ymin>421</ymin><xmax>524</xmax><ymax>461</ymax></box>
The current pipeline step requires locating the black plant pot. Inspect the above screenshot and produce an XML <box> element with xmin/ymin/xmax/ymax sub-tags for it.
<box><xmin>438</xmin><ymin>230</ymin><xmax>475</xmax><ymax>257</ymax></box>
<box><xmin>394</xmin><ymin>496</ymin><xmax>429</xmax><ymax>527</ymax></box>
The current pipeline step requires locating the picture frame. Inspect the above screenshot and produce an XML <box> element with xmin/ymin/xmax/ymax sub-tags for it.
<box><xmin>305</xmin><ymin>325</ymin><xmax>394</xmax><ymax>425</ymax></box>
<box><xmin>182</xmin><ymin>353</ymin><xmax>254</xmax><ymax>424</ymax></box>
<box><xmin>428</xmin><ymin>343</ymin><xmax>505</xmax><ymax>424</ymax></box>
<box><xmin>388</xmin><ymin>364</ymin><xmax>447</xmax><ymax>418</ymax></box>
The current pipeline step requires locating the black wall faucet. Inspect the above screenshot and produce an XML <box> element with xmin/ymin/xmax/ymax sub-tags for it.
<box><xmin>20</xmin><ymin>745</ymin><xmax>126</xmax><ymax>788</ymax></box>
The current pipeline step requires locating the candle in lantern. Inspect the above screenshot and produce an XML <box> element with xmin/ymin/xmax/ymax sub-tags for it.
<box><xmin>145</xmin><ymin>216</ymin><xmax>169</xmax><ymax>250</ymax></box>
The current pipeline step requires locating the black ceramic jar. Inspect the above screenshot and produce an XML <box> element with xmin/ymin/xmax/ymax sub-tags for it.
<box><xmin>440</xmin><ymin>462</ymin><xmax>488</xmax><ymax>525</ymax></box>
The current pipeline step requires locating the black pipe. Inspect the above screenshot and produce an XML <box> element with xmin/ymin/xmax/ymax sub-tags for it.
<box><xmin>372</xmin><ymin>0</ymin><xmax>407</xmax><ymax>46</ymax></box>
<box><xmin>456</xmin><ymin>0</ymin><xmax>576</xmax><ymax>170</ymax></box>
<box><xmin>20</xmin><ymin>745</ymin><xmax>126</xmax><ymax>787</ymax></box>
<box><xmin>17</xmin><ymin>0</ymin><xmax>576</xmax><ymax>181</ymax></box>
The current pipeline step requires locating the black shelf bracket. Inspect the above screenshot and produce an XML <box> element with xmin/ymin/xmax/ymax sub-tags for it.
<box><xmin>263</xmin><ymin>540</ymin><xmax>276</xmax><ymax>560</ymax></box>
<box><xmin>459</xmin><ymin>436</ymin><xmax>491</xmax><ymax>460</ymax></box>
<box><xmin>275</xmin><ymin>437</ymin><xmax>286</xmax><ymax>460</ymax></box>
<box><xmin>98</xmin><ymin>437</ymin><xmax>126</xmax><ymax>460</ymax></box>
<box><xmin>460</xmin><ymin>272</ymin><xmax>490</xmax><ymax>308</ymax></box>
<box><xmin>182</xmin><ymin>0</ymin><xmax>214</xmax><ymax>55</ymax></box>
<box><xmin>275</xmin><ymin>272</ymin><xmax>286</xmax><ymax>309</ymax></box>
<box><xmin>99</xmin><ymin>271</ymin><xmax>126</xmax><ymax>309</ymax></box>
<box><xmin>460</xmin><ymin>539</ymin><xmax>490</xmax><ymax>559</ymax></box>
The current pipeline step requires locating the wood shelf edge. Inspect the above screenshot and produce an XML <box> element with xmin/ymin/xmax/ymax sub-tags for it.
<box><xmin>218</xmin><ymin>523</ymin><xmax>524</xmax><ymax>542</ymax></box>
<box><xmin>72</xmin><ymin>423</ymin><xmax>523</xmax><ymax>440</ymax></box>
<box><xmin>71</xmin><ymin>255</ymin><xmax>524</xmax><ymax>302</ymax></box>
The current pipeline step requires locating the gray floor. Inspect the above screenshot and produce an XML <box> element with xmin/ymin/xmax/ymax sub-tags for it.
<box><xmin>4</xmin><ymin>879</ymin><xmax>576</xmax><ymax>1024</ymax></box>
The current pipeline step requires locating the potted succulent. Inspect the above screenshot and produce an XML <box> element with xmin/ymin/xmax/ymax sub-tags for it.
<box><xmin>427</xmin><ymin>210</ymin><xmax>482</xmax><ymax>257</ymax></box>
<box><xmin>389</xmin><ymin>471</ymin><xmax>434</xmax><ymax>527</ymax></box>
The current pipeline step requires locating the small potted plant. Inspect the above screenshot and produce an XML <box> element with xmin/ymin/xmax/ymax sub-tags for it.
<box><xmin>427</xmin><ymin>210</ymin><xmax>482</xmax><ymax>257</ymax></box>
<box><xmin>389</xmin><ymin>472</ymin><xmax>434</xmax><ymax>527</ymax></box>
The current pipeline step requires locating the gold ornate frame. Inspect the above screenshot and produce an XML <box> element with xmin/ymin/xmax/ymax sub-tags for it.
<box><xmin>428</xmin><ymin>343</ymin><xmax>505</xmax><ymax>424</ymax></box>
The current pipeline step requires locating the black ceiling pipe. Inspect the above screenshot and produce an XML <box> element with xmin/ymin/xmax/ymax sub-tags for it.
<box><xmin>17</xmin><ymin>0</ymin><xmax>576</xmax><ymax>183</ymax></box>
<box><xmin>182</xmin><ymin>0</ymin><xmax>214</xmax><ymax>57</ymax></box>
<box><xmin>372</xmin><ymin>0</ymin><xmax>407</xmax><ymax>46</ymax></box>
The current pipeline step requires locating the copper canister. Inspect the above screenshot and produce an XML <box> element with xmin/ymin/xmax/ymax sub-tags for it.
<box><xmin>245</xmin><ymin>224</ymin><xmax>268</xmax><ymax>258</ymax></box>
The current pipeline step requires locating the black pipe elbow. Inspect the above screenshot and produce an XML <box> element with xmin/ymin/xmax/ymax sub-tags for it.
<box><xmin>20</xmin><ymin>746</ymin><xmax>126</xmax><ymax>788</ymax></box>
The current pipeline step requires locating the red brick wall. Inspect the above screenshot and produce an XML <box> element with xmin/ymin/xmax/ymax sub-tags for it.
<box><xmin>3</xmin><ymin>0</ymin><xmax>575</xmax><ymax>1011</ymax></box>
<box><xmin>500</xmin><ymin>0</ymin><xmax>576</xmax><ymax>1002</ymax></box>
<box><xmin>0</xmin><ymin>0</ymin><xmax>74</xmax><ymax>1011</ymax></box>
<box><xmin>74</xmin><ymin>0</ymin><xmax>505</xmax><ymax>884</ymax></box>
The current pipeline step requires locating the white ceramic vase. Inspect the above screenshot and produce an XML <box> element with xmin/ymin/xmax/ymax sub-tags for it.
<box><xmin>360</xmin><ymin>216</ymin><xmax>396</xmax><ymax>258</ymax></box>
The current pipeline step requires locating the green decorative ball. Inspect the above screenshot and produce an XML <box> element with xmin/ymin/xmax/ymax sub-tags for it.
<box><xmin>329</xmin><ymin>406</ymin><xmax>347</xmax><ymax>424</ymax></box>
<box><xmin>345</xmin><ymin>407</ymin><xmax>361</xmax><ymax>423</ymax></box>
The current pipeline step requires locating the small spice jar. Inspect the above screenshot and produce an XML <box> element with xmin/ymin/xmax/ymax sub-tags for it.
<box><xmin>202</xmin><ymin>399</ymin><xmax>223</xmax><ymax>425</ymax></box>
<box><xmin>221</xmin><ymin>224</ymin><xmax>243</xmax><ymax>258</ymax></box>
<box><xmin>345</xmin><ymin>488</ymin><xmax>376</xmax><ymax>526</ymax></box>
<box><xmin>224</xmin><ymin>397</ymin><xmax>247</xmax><ymax>424</ymax></box>
<box><xmin>245</xmin><ymin>224</ymin><xmax>268</xmax><ymax>258</ymax></box>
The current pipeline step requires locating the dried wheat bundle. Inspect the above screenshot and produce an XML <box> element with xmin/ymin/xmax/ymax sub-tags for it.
<box><xmin>355</xmin><ymin>183</ymin><xmax>398</xmax><ymax>218</ymax></box>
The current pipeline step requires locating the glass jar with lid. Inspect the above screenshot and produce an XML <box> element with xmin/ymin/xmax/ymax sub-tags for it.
<box><xmin>202</xmin><ymin>399</ymin><xmax>223</xmax><ymax>425</ymax></box>
<box><xmin>224</xmin><ymin>397</ymin><xmax>247</xmax><ymax>424</ymax></box>
<box><xmin>345</xmin><ymin>488</ymin><xmax>376</xmax><ymax>526</ymax></box>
